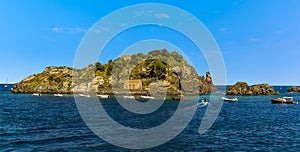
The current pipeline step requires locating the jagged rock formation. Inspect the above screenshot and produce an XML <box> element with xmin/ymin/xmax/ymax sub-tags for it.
<box><xmin>287</xmin><ymin>86</ymin><xmax>300</xmax><ymax>92</ymax></box>
<box><xmin>11</xmin><ymin>66</ymin><xmax>74</xmax><ymax>94</ymax></box>
<box><xmin>11</xmin><ymin>49</ymin><xmax>214</xmax><ymax>95</ymax></box>
<box><xmin>226</xmin><ymin>82</ymin><xmax>278</xmax><ymax>95</ymax></box>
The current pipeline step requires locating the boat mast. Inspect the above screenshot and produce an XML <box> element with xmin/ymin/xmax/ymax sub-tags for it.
<box><xmin>4</xmin><ymin>78</ymin><xmax>8</xmax><ymax>87</ymax></box>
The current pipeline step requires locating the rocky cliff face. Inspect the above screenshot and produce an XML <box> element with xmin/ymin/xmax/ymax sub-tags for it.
<box><xmin>226</xmin><ymin>82</ymin><xmax>278</xmax><ymax>95</ymax></box>
<box><xmin>11</xmin><ymin>66</ymin><xmax>74</xmax><ymax>94</ymax></box>
<box><xmin>287</xmin><ymin>86</ymin><xmax>300</xmax><ymax>92</ymax></box>
<box><xmin>11</xmin><ymin>50</ymin><xmax>214</xmax><ymax>95</ymax></box>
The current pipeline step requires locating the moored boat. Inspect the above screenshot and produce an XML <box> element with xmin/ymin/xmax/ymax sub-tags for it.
<box><xmin>54</xmin><ymin>94</ymin><xmax>63</xmax><ymax>97</ymax></box>
<box><xmin>32</xmin><ymin>93</ymin><xmax>41</xmax><ymax>96</ymax></box>
<box><xmin>271</xmin><ymin>97</ymin><xmax>294</xmax><ymax>104</ymax></box>
<box><xmin>79</xmin><ymin>94</ymin><xmax>90</xmax><ymax>98</ymax></box>
<box><xmin>141</xmin><ymin>95</ymin><xmax>155</xmax><ymax>99</ymax></box>
<box><xmin>123</xmin><ymin>95</ymin><xmax>135</xmax><ymax>99</ymax></box>
<box><xmin>97</xmin><ymin>94</ymin><xmax>109</xmax><ymax>98</ymax></box>
<box><xmin>222</xmin><ymin>97</ymin><xmax>238</xmax><ymax>102</ymax></box>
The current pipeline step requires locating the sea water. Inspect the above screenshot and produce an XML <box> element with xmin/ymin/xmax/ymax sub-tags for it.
<box><xmin>1</xmin><ymin>84</ymin><xmax>300</xmax><ymax>151</ymax></box>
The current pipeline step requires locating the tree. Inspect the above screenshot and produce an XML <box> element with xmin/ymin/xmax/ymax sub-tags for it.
<box><xmin>95</xmin><ymin>62</ymin><xmax>105</xmax><ymax>71</ymax></box>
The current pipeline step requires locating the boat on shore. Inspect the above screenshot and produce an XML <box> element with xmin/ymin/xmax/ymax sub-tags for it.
<box><xmin>271</xmin><ymin>97</ymin><xmax>294</xmax><ymax>104</ymax></box>
<box><xmin>222</xmin><ymin>97</ymin><xmax>238</xmax><ymax>102</ymax></box>
<box><xmin>54</xmin><ymin>94</ymin><xmax>63</xmax><ymax>97</ymax></box>
<box><xmin>97</xmin><ymin>94</ymin><xmax>109</xmax><ymax>98</ymax></box>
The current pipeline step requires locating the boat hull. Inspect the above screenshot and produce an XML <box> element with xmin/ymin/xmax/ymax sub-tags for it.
<box><xmin>271</xmin><ymin>99</ymin><xmax>294</xmax><ymax>104</ymax></box>
<box><xmin>222</xmin><ymin>97</ymin><xmax>238</xmax><ymax>102</ymax></box>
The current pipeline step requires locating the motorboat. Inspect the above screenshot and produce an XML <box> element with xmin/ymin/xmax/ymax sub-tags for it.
<box><xmin>123</xmin><ymin>95</ymin><xmax>135</xmax><ymax>99</ymax></box>
<box><xmin>32</xmin><ymin>93</ymin><xmax>41</xmax><ymax>96</ymax></box>
<box><xmin>54</xmin><ymin>94</ymin><xmax>63</xmax><ymax>97</ymax></box>
<box><xmin>222</xmin><ymin>97</ymin><xmax>238</xmax><ymax>102</ymax></box>
<box><xmin>97</xmin><ymin>94</ymin><xmax>109</xmax><ymax>98</ymax></box>
<box><xmin>198</xmin><ymin>101</ymin><xmax>208</xmax><ymax>106</ymax></box>
<box><xmin>79</xmin><ymin>94</ymin><xmax>90</xmax><ymax>98</ymax></box>
<box><xmin>141</xmin><ymin>95</ymin><xmax>155</xmax><ymax>99</ymax></box>
<box><xmin>271</xmin><ymin>97</ymin><xmax>294</xmax><ymax>104</ymax></box>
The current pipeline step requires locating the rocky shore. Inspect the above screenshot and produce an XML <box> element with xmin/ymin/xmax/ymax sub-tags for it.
<box><xmin>226</xmin><ymin>82</ymin><xmax>278</xmax><ymax>96</ymax></box>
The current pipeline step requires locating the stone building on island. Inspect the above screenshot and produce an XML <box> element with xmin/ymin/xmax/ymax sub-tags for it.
<box><xmin>124</xmin><ymin>80</ymin><xmax>142</xmax><ymax>90</ymax></box>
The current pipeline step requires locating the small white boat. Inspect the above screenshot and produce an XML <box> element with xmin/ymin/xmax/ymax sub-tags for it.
<box><xmin>32</xmin><ymin>93</ymin><xmax>41</xmax><ymax>96</ymax></box>
<box><xmin>198</xmin><ymin>101</ymin><xmax>208</xmax><ymax>106</ymax></box>
<box><xmin>123</xmin><ymin>95</ymin><xmax>135</xmax><ymax>99</ymax></box>
<box><xmin>4</xmin><ymin>78</ymin><xmax>8</xmax><ymax>88</ymax></box>
<box><xmin>54</xmin><ymin>94</ymin><xmax>63</xmax><ymax>97</ymax></box>
<box><xmin>79</xmin><ymin>94</ymin><xmax>90</xmax><ymax>98</ymax></box>
<box><xmin>222</xmin><ymin>97</ymin><xmax>238</xmax><ymax>102</ymax></box>
<box><xmin>97</xmin><ymin>94</ymin><xmax>109</xmax><ymax>98</ymax></box>
<box><xmin>141</xmin><ymin>95</ymin><xmax>155</xmax><ymax>99</ymax></box>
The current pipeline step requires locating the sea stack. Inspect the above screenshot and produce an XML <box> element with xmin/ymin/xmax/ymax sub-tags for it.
<box><xmin>226</xmin><ymin>82</ymin><xmax>278</xmax><ymax>95</ymax></box>
<box><xmin>287</xmin><ymin>86</ymin><xmax>300</xmax><ymax>92</ymax></box>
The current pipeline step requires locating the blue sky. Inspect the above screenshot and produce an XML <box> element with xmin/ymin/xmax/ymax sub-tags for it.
<box><xmin>0</xmin><ymin>0</ymin><xmax>300</xmax><ymax>85</ymax></box>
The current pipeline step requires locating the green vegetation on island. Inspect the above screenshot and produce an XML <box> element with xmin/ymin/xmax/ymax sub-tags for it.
<box><xmin>11</xmin><ymin>49</ymin><xmax>214</xmax><ymax>95</ymax></box>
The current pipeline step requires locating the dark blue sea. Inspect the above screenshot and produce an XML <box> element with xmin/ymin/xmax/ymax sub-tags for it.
<box><xmin>1</xmin><ymin>84</ymin><xmax>300</xmax><ymax>151</ymax></box>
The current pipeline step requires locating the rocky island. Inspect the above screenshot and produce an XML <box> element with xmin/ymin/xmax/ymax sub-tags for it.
<box><xmin>226</xmin><ymin>82</ymin><xmax>278</xmax><ymax>96</ymax></box>
<box><xmin>11</xmin><ymin>49</ymin><xmax>215</xmax><ymax>95</ymax></box>
<box><xmin>287</xmin><ymin>86</ymin><xmax>300</xmax><ymax>93</ymax></box>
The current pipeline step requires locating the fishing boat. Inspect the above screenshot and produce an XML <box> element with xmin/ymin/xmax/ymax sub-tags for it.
<box><xmin>54</xmin><ymin>94</ymin><xmax>63</xmax><ymax>97</ymax></box>
<box><xmin>271</xmin><ymin>96</ymin><xmax>294</xmax><ymax>104</ymax></box>
<box><xmin>123</xmin><ymin>95</ymin><xmax>135</xmax><ymax>99</ymax></box>
<box><xmin>97</xmin><ymin>94</ymin><xmax>109</xmax><ymax>98</ymax></box>
<box><xmin>222</xmin><ymin>97</ymin><xmax>238</xmax><ymax>102</ymax></box>
<box><xmin>141</xmin><ymin>95</ymin><xmax>155</xmax><ymax>99</ymax></box>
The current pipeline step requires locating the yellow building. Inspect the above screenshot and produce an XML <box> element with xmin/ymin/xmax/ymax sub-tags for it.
<box><xmin>124</xmin><ymin>80</ymin><xmax>142</xmax><ymax>90</ymax></box>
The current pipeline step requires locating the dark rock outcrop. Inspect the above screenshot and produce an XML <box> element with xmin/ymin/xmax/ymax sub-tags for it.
<box><xmin>287</xmin><ymin>86</ymin><xmax>300</xmax><ymax>92</ymax></box>
<box><xmin>226</xmin><ymin>82</ymin><xmax>278</xmax><ymax>96</ymax></box>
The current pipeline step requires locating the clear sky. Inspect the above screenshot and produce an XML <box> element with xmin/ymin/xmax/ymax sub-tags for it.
<box><xmin>1</xmin><ymin>0</ymin><xmax>300</xmax><ymax>85</ymax></box>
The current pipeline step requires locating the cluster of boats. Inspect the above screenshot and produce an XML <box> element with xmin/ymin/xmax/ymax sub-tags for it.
<box><xmin>32</xmin><ymin>93</ymin><xmax>64</xmax><ymax>97</ymax></box>
<box><xmin>31</xmin><ymin>93</ymin><xmax>298</xmax><ymax>105</ymax></box>
<box><xmin>221</xmin><ymin>96</ymin><xmax>299</xmax><ymax>104</ymax></box>
<box><xmin>123</xmin><ymin>95</ymin><xmax>155</xmax><ymax>99</ymax></box>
